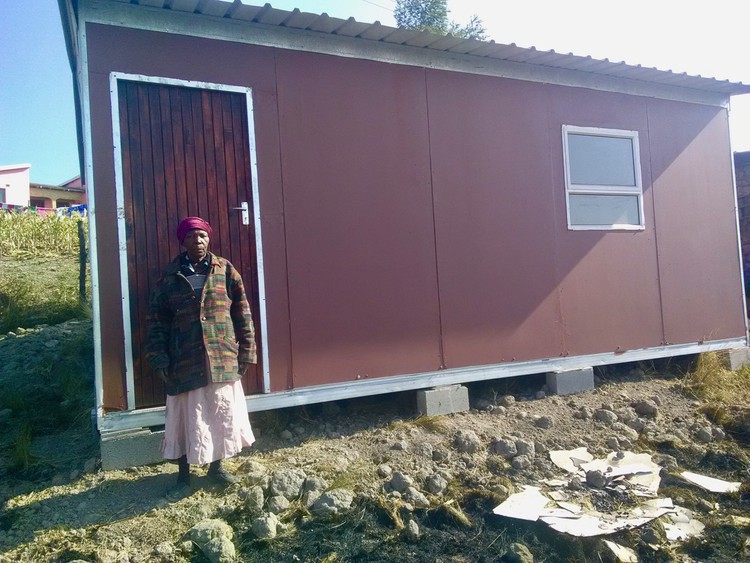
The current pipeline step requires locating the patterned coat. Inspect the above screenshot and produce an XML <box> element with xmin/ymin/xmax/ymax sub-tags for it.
<box><xmin>146</xmin><ymin>252</ymin><xmax>257</xmax><ymax>396</ymax></box>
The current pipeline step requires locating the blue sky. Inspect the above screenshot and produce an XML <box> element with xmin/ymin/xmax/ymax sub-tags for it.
<box><xmin>2</xmin><ymin>0</ymin><xmax>79</xmax><ymax>185</ymax></box>
<box><xmin>3</xmin><ymin>0</ymin><xmax>749</xmax><ymax>185</ymax></box>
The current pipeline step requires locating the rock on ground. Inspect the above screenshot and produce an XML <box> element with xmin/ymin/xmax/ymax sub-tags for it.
<box><xmin>184</xmin><ymin>519</ymin><xmax>235</xmax><ymax>563</ymax></box>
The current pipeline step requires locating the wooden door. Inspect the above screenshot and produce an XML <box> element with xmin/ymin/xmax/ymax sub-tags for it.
<box><xmin>117</xmin><ymin>79</ymin><xmax>262</xmax><ymax>408</ymax></box>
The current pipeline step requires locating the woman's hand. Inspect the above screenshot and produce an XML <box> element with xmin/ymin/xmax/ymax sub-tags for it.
<box><xmin>155</xmin><ymin>368</ymin><xmax>169</xmax><ymax>383</ymax></box>
<box><xmin>238</xmin><ymin>362</ymin><xmax>252</xmax><ymax>376</ymax></box>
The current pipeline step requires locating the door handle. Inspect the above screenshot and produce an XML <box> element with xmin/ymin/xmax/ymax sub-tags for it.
<box><xmin>232</xmin><ymin>202</ymin><xmax>249</xmax><ymax>225</ymax></box>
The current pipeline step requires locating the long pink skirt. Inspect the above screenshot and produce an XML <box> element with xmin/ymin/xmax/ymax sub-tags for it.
<box><xmin>161</xmin><ymin>379</ymin><xmax>255</xmax><ymax>465</ymax></box>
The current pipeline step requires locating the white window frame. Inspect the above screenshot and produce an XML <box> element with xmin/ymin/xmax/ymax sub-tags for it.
<box><xmin>562</xmin><ymin>125</ymin><xmax>645</xmax><ymax>231</ymax></box>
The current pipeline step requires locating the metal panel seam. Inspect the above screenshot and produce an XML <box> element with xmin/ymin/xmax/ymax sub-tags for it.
<box><xmin>272</xmin><ymin>48</ymin><xmax>296</xmax><ymax>392</ymax></box>
<box><xmin>424</xmin><ymin>69</ymin><xmax>446</xmax><ymax>370</ymax></box>
<box><xmin>645</xmin><ymin>103</ymin><xmax>669</xmax><ymax>345</ymax></box>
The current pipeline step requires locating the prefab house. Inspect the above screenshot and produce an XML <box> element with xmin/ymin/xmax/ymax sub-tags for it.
<box><xmin>58</xmin><ymin>0</ymin><xmax>750</xmax><ymax>464</ymax></box>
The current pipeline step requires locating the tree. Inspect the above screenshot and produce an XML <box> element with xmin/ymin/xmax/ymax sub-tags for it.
<box><xmin>394</xmin><ymin>0</ymin><xmax>487</xmax><ymax>40</ymax></box>
<box><xmin>449</xmin><ymin>15</ymin><xmax>487</xmax><ymax>41</ymax></box>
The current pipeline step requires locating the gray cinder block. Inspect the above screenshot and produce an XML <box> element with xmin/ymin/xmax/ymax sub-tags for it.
<box><xmin>546</xmin><ymin>367</ymin><xmax>595</xmax><ymax>396</ymax></box>
<box><xmin>721</xmin><ymin>347</ymin><xmax>750</xmax><ymax>371</ymax></box>
<box><xmin>100</xmin><ymin>428</ymin><xmax>164</xmax><ymax>470</ymax></box>
<box><xmin>416</xmin><ymin>385</ymin><xmax>469</xmax><ymax>416</ymax></box>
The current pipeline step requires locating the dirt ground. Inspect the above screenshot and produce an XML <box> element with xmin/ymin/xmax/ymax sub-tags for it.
<box><xmin>1</xmin><ymin>318</ymin><xmax>750</xmax><ymax>563</ymax></box>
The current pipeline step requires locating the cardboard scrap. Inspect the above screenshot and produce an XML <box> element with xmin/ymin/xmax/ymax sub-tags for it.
<box><xmin>494</xmin><ymin>491</ymin><xmax>675</xmax><ymax>537</ymax></box>
<box><xmin>680</xmin><ymin>471</ymin><xmax>741</xmax><ymax>493</ymax></box>
<box><xmin>663</xmin><ymin>507</ymin><xmax>705</xmax><ymax>541</ymax></box>
<box><xmin>541</xmin><ymin>512</ymin><xmax>641</xmax><ymax>537</ymax></box>
<box><xmin>549</xmin><ymin>449</ymin><xmax>661</xmax><ymax>496</ymax></box>
<box><xmin>492</xmin><ymin>449</ymin><xmax>727</xmax><ymax>543</ymax></box>
<box><xmin>639</xmin><ymin>498</ymin><xmax>674</xmax><ymax>516</ymax></box>
<box><xmin>549</xmin><ymin>447</ymin><xmax>593</xmax><ymax>473</ymax></box>
<box><xmin>541</xmin><ymin>478</ymin><xmax>568</xmax><ymax>487</ymax></box>
<box><xmin>577</xmin><ymin>452</ymin><xmax>661</xmax><ymax>496</ymax></box>
<box><xmin>556</xmin><ymin>501</ymin><xmax>582</xmax><ymax>514</ymax></box>
<box><xmin>607</xmin><ymin>452</ymin><xmax>661</xmax><ymax>496</ymax></box>
<box><xmin>548</xmin><ymin>491</ymin><xmax>567</xmax><ymax>501</ymax></box>
<box><xmin>539</xmin><ymin>507</ymin><xmax>581</xmax><ymax>519</ymax></box>
<box><xmin>492</xmin><ymin>486</ymin><xmax>550</xmax><ymax>521</ymax></box>
<box><xmin>540</xmin><ymin>506</ymin><xmax>670</xmax><ymax>538</ymax></box>
<box><xmin>602</xmin><ymin>540</ymin><xmax>638</xmax><ymax>563</ymax></box>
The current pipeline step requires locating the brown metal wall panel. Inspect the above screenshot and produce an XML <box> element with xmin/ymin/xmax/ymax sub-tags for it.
<box><xmin>275</xmin><ymin>51</ymin><xmax>442</xmax><ymax>387</ymax></box>
<box><xmin>430</xmin><ymin>76</ymin><xmax>667</xmax><ymax>364</ymax></box>
<box><xmin>427</xmin><ymin>71</ymin><xmax>563</xmax><ymax>367</ymax></box>
<box><xmin>647</xmin><ymin>100</ymin><xmax>746</xmax><ymax>343</ymax></box>
<box><xmin>545</xmin><ymin>86</ymin><xmax>665</xmax><ymax>357</ymax></box>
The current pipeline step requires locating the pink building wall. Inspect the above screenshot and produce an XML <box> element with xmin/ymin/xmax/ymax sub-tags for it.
<box><xmin>0</xmin><ymin>163</ymin><xmax>31</xmax><ymax>206</ymax></box>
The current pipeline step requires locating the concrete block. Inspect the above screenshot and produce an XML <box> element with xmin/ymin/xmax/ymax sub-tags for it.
<box><xmin>721</xmin><ymin>347</ymin><xmax>750</xmax><ymax>371</ymax></box>
<box><xmin>546</xmin><ymin>367</ymin><xmax>595</xmax><ymax>396</ymax></box>
<box><xmin>100</xmin><ymin>428</ymin><xmax>164</xmax><ymax>470</ymax></box>
<box><xmin>417</xmin><ymin>385</ymin><xmax>469</xmax><ymax>416</ymax></box>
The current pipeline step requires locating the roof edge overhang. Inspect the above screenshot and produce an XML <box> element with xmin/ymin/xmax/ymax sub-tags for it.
<box><xmin>67</xmin><ymin>0</ymin><xmax>750</xmax><ymax>108</ymax></box>
<box><xmin>30</xmin><ymin>182</ymin><xmax>86</xmax><ymax>193</ymax></box>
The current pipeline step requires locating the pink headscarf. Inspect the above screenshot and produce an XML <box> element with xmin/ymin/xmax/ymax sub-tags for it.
<box><xmin>176</xmin><ymin>217</ymin><xmax>212</xmax><ymax>244</ymax></box>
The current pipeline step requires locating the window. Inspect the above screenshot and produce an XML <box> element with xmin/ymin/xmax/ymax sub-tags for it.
<box><xmin>562</xmin><ymin>125</ymin><xmax>644</xmax><ymax>230</ymax></box>
<box><xmin>0</xmin><ymin>187</ymin><xmax>5</xmax><ymax>204</ymax></box>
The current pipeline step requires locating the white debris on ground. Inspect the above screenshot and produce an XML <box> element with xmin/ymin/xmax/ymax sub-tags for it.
<box><xmin>493</xmin><ymin>448</ymin><xmax>714</xmax><ymax>540</ymax></box>
<box><xmin>680</xmin><ymin>470</ymin><xmax>741</xmax><ymax>493</ymax></box>
<box><xmin>603</xmin><ymin>539</ymin><xmax>638</xmax><ymax>562</ymax></box>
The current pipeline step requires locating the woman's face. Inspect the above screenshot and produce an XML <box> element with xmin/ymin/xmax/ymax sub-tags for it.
<box><xmin>183</xmin><ymin>228</ymin><xmax>210</xmax><ymax>262</ymax></box>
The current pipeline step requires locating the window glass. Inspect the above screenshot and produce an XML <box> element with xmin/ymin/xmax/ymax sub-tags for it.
<box><xmin>569</xmin><ymin>194</ymin><xmax>640</xmax><ymax>226</ymax></box>
<box><xmin>568</xmin><ymin>134</ymin><xmax>635</xmax><ymax>187</ymax></box>
<box><xmin>0</xmin><ymin>188</ymin><xmax>5</xmax><ymax>204</ymax></box>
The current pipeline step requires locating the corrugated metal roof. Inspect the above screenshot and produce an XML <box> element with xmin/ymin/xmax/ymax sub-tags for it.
<box><xmin>109</xmin><ymin>0</ymin><xmax>750</xmax><ymax>95</ymax></box>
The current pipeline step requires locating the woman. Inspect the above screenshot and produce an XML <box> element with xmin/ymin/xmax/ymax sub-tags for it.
<box><xmin>147</xmin><ymin>216</ymin><xmax>256</xmax><ymax>490</ymax></box>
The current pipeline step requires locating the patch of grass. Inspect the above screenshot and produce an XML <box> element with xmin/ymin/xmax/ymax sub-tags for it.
<box><xmin>0</xmin><ymin>314</ymin><xmax>94</xmax><ymax>477</ymax></box>
<box><xmin>384</xmin><ymin>419</ymin><xmax>409</xmax><ymax>432</ymax></box>
<box><xmin>682</xmin><ymin>352</ymin><xmax>750</xmax><ymax>404</ymax></box>
<box><xmin>0</xmin><ymin>256</ymin><xmax>90</xmax><ymax>334</ymax></box>
<box><xmin>681</xmin><ymin>352</ymin><xmax>750</xmax><ymax>445</ymax></box>
<box><xmin>412</xmin><ymin>415</ymin><xmax>451</xmax><ymax>434</ymax></box>
<box><xmin>9</xmin><ymin>422</ymin><xmax>36</xmax><ymax>471</ymax></box>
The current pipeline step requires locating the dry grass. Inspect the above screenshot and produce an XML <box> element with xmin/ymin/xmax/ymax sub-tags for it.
<box><xmin>0</xmin><ymin>210</ymin><xmax>87</xmax><ymax>257</ymax></box>
<box><xmin>412</xmin><ymin>415</ymin><xmax>452</xmax><ymax>434</ymax></box>
<box><xmin>682</xmin><ymin>352</ymin><xmax>750</xmax><ymax>405</ymax></box>
<box><xmin>682</xmin><ymin>352</ymin><xmax>750</xmax><ymax>445</ymax></box>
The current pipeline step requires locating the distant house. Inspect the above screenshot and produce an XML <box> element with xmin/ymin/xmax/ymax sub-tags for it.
<box><xmin>29</xmin><ymin>176</ymin><xmax>87</xmax><ymax>208</ymax></box>
<box><xmin>0</xmin><ymin>163</ymin><xmax>31</xmax><ymax>206</ymax></box>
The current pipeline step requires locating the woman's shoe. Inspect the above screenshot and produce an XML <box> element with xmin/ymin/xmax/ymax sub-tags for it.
<box><xmin>207</xmin><ymin>460</ymin><xmax>238</xmax><ymax>485</ymax></box>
